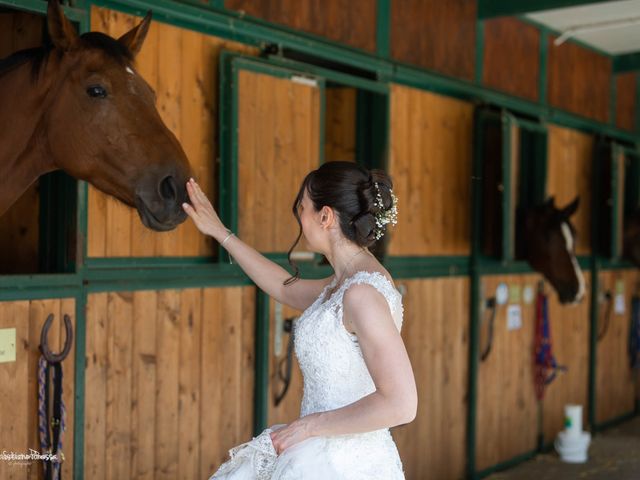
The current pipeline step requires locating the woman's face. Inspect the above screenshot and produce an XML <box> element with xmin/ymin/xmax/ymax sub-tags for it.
<box><xmin>297</xmin><ymin>188</ymin><xmax>324</xmax><ymax>252</ymax></box>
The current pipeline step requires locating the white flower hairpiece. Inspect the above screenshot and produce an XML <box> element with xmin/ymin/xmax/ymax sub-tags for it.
<box><xmin>373</xmin><ymin>182</ymin><xmax>398</xmax><ymax>240</ymax></box>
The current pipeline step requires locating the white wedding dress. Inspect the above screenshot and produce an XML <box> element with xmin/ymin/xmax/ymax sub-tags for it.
<box><xmin>210</xmin><ymin>270</ymin><xmax>406</xmax><ymax>479</ymax></box>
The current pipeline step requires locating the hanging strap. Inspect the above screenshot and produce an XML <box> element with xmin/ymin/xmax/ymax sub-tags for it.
<box><xmin>630</xmin><ymin>296</ymin><xmax>640</xmax><ymax>370</ymax></box>
<box><xmin>533</xmin><ymin>292</ymin><xmax>567</xmax><ymax>400</ymax></box>
<box><xmin>38</xmin><ymin>356</ymin><xmax>66</xmax><ymax>480</ymax></box>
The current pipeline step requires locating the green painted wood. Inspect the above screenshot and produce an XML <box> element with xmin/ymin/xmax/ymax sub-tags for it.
<box><xmin>614</xmin><ymin>52</ymin><xmax>640</xmax><ymax>73</ymax></box>
<box><xmin>375</xmin><ymin>0</ymin><xmax>390</xmax><ymax>58</ymax></box>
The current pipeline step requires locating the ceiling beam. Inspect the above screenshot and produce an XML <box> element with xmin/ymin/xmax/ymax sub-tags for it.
<box><xmin>478</xmin><ymin>0</ymin><xmax>619</xmax><ymax>19</ymax></box>
<box><xmin>614</xmin><ymin>52</ymin><xmax>640</xmax><ymax>73</ymax></box>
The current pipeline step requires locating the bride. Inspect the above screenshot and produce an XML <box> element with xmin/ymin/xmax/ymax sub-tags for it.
<box><xmin>182</xmin><ymin>161</ymin><xmax>417</xmax><ymax>479</ymax></box>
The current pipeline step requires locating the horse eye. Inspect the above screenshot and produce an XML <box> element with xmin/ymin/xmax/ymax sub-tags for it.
<box><xmin>86</xmin><ymin>85</ymin><xmax>107</xmax><ymax>98</ymax></box>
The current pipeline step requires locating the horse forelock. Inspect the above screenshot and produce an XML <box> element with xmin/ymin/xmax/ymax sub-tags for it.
<box><xmin>79</xmin><ymin>32</ymin><xmax>133</xmax><ymax>65</ymax></box>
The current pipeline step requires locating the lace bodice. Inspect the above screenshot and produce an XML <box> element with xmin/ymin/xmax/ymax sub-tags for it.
<box><xmin>293</xmin><ymin>270</ymin><xmax>404</xmax><ymax>418</ymax></box>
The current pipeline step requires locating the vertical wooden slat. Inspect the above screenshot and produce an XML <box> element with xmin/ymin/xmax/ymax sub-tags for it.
<box><xmin>105</xmin><ymin>292</ymin><xmax>134</xmax><ymax>479</ymax></box>
<box><xmin>155</xmin><ymin>290</ymin><xmax>180</xmax><ymax>480</ymax></box>
<box><xmin>547</xmin><ymin>125</ymin><xmax>594</xmax><ymax>255</ymax></box>
<box><xmin>237</xmin><ymin>70</ymin><xmax>320</xmax><ymax>253</ymax></box>
<box><xmin>177</xmin><ymin>289</ymin><xmax>202</xmax><ymax>479</ymax></box>
<box><xmin>476</xmin><ymin>275</ymin><xmax>539</xmax><ymax>470</ymax></box>
<box><xmin>388</xmin><ymin>84</ymin><xmax>473</xmax><ymax>256</ymax></box>
<box><xmin>393</xmin><ymin>278</ymin><xmax>468</xmax><ymax>479</ymax></box>
<box><xmin>179</xmin><ymin>31</ymin><xmax>205</xmax><ymax>255</ymax></box>
<box><xmin>131</xmin><ymin>291</ymin><xmax>157</xmax><ymax>480</ymax></box>
<box><xmin>596</xmin><ymin>270</ymin><xmax>637</xmax><ymax>424</ymax></box>
<box><xmin>84</xmin><ymin>293</ymin><xmax>108</xmax><ymax>480</ymax></box>
<box><xmin>199</xmin><ymin>289</ymin><xmax>223</xmax><ymax>476</ymax></box>
<box><xmin>155</xmin><ymin>23</ymin><xmax>183</xmax><ymax>257</ymax></box>
<box><xmin>0</xmin><ymin>301</ymin><xmax>29</xmax><ymax>480</ymax></box>
<box><xmin>542</xmin><ymin>272</ymin><xmax>591</xmax><ymax>441</ymax></box>
<box><xmin>59</xmin><ymin>298</ymin><xmax>76</xmax><ymax>479</ymax></box>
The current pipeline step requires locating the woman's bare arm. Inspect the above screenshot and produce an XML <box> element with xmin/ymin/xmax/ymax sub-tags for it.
<box><xmin>183</xmin><ymin>178</ymin><xmax>334</xmax><ymax>310</ymax></box>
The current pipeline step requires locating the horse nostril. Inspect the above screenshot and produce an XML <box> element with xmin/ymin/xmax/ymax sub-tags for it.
<box><xmin>159</xmin><ymin>175</ymin><xmax>177</xmax><ymax>202</ymax></box>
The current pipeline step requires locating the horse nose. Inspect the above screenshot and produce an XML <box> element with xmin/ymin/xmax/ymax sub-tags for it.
<box><xmin>159</xmin><ymin>175</ymin><xmax>178</xmax><ymax>202</ymax></box>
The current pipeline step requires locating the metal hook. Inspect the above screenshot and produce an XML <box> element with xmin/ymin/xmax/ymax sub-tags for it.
<box><xmin>39</xmin><ymin>314</ymin><xmax>73</xmax><ymax>363</ymax></box>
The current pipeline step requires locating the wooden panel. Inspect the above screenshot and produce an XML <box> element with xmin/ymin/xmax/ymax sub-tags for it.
<box><xmin>542</xmin><ymin>272</ymin><xmax>591</xmax><ymax>441</ymax></box>
<box><xmin>596</xmin><ymin>270</ymin><xmax>638</xmax><ymax>424</ymax></box>
<box><xmin>88</xmin><ymin>7</ymin><xmax>257</xmax><ymax>257</ymax></box>
<box><xmin>0</xmin><ymin>11</ymin><xmax>43</xmax><ymax>273</ymax></box>
<box><xmin>391</xmin><ymin>0</ymin><xmax>476</xmax><ymax>81</ymax></box>
<box><xmin>483</xmin><ymin>18</ymin><xmax>539</xmax><ymax>101</ymax></box>
<box><xmin>547</xmin><ymin>37</ymin><xmax>611</xmax><ymax>123</ymax></box>
<box><xmin>267</xmin><ymin>300</ymin><xmax>304</xmax><ymax>425</ymax></box>
<box><xmin>393</xmin><ymin>277</ymin><xmax>468</xmax><ymax>480</ymax></box>
<box><xmin>388</xmin><ymin>84</ymin><xmax>473</xmax><ymax>255</ymax></box>
<box><xmin>616</xmin><ymin>72</ymin><xmax>637</xmax><ymax>132</ymax></box>
<box><xmin>546</xmin><ymin>125</ymin><xmax>594</xmax><ymax>255</ymax></box>
<box><xmin>476</xmin><ymin>274</ymin><xmax>540</xmax><ymax>471</ymax></box>
<box><xmin>0</xmin><ymin>298</ymin><xmax>76</xmax><ymax>480</ymax></box>
<box><xmin>225</xmin><ymin>0</ymin><xmax>377</xmax><ymax>52</ymax></box>
<box><xmin>84</xmin><ymin>287</ymin><xmax>255</xmax><ymax>479</ymax></box>
<box><xmin>237</xmin><ymin>69</ymin><xmax>320</xmax><ymax>252</ymax></box>
<box><xmin>325</xmin><ymin>87</ymin><xmax>357</xmax><ymax>163</ymax></box>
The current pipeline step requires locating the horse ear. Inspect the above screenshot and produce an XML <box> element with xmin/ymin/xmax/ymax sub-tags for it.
<box><xmin>118</xmin><ymin>11</ymin><xmax>152</xmax><ymax>57</ymax></box>
<box><xmin>47</xmin><ymin>0</ymin><xmax>79</xmax><ymax>51</ymax></box>
<box><xmin>561</xmin><ymin>196</ymin><xmax>580</xmax><ymax>219</ymax></box>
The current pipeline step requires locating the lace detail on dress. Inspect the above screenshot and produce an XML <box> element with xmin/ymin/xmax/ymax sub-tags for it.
<box><xmin>294</xmin><ymin>271</ymin><xmax>405</xmax><ymax>418</ymax></box>
<box><xmin>210</xmin><ymin>428</ymin><xmax>278</xmax><ymax>479</ymax></box>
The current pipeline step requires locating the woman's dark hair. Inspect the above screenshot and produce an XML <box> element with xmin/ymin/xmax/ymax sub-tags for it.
<box><xmin>284</xmin><ymin>161</ymin><xmax>394</xmax><ymax>285</ymax></box>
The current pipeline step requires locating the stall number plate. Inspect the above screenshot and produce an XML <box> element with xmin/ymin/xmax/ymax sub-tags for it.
<box><xmin>0</xmin><ymin>328</ymin><xmax>16</xmax><ymax>363</ymax></box>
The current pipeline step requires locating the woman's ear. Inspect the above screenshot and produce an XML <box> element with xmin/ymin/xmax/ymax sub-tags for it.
<box><xmin>320</xmin><ymin>206</ymin><xmax>333</xmax><ymax>228</ymax></box>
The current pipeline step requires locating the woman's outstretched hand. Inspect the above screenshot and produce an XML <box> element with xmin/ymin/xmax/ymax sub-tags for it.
<box><xmin>182</xmin><ymin>178</ymin><xmax>225</xmax><ymax>238</ymax></box>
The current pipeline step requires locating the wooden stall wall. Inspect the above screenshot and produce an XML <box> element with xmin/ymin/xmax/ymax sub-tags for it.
<box><xmin>267</xmin><ymin>300</ymin><xmax>304</xmax><ymax>425</ymax></box>
<box><xmin>615</xmin><ymin>72</ymin><xmax>638</xmax><ymax>132</ymax></box>
<box><xmin>596</xmin><ymin>269</ymin><xmax>639</xmax><ymax>424</ymax></box>
<box><xmin>0</xmin><ymin>11</ymin><xmax>43</xmax><ymax>273</ymax></box>
<box><xmin>236</xmin><ymin>68</ymin><xmax>320</xmax><ymax>253</ymax></box>
<box><xmin>547</xmin><ymin>37</ymin><xmax>611</xmax><ymax>123</ymax></box>
<box><xmin>546</xmin><ymin>125</ymin><xmax>594</xmax><ymax>255</ymax></box>
<box><xmin>542</xmin><ymin>272</ymin><xmax>591</xmax><ymax>442</ymax></box>
<box><xmin>325</xmin><ymin>87</ymin><xmax>357</xmax><ymax>163</ymax></box>
<box><xmin>84</xmin><ymin>286</ymin><xmax>255</xmax><ymax>479</ymax></box>
<box><xmin>482</xmin><ymin>17</ymin><xmax>539</xmax><ymax>102</ymax></box>
<box><xmin>87</xmin><ymin>7</ymin><xmax>256</xmax><ymax>258</ymax></box>
<box><xmin>392</xmin><ymin>277</ymin><xmax>469</xmax><ymax>480</ymax></box>
<box><xmin>224</xmin><ymin>0</ymin><xmax>377</xmax><ymax>53</ymax></box>
<box><xmin>391</xmin><ymin>0</ymin><xmax>476</xmax><ymax>81</ymax></box>
<box><xmin>0</xmin><ymin>298</ymin><xmax>76</xmax><ymax>480</ymax></box>
<box><xmin>476</xmin><ymin>274</ymin><xmax>540</xmax><ymax>471</ymax></box>
<box><xmin>388</xmin><ymin>84</ymin><xmax>473</xmax><ymax>256</ymax></box>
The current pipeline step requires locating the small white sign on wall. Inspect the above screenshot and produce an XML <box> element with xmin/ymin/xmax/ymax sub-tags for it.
<box><xmin>507</xmin><ymin>304</ymin><xmax>522</xmax><ymax>331</ymax></box>
<box><xmin>615</xmin><ymin>294</ymin><xmax>625</xmax><ymax>315</ymax></box>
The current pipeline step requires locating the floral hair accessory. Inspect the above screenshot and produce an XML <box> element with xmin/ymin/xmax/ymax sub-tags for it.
<box><xmin>373</xmin><ymin>182</ymin><xmax>398</xmax><ymax>240</ymax></box>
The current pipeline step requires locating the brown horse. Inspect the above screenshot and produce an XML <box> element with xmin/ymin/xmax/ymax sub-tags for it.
<box><xmin>0</xmin><ymin>0</ymin><xmax>192</xmax><ymax>231</ymax></box>
<box><xmin>516</xmin><ymin>196</ymin><xmax>586</xmax><ymax>304</ymax></box>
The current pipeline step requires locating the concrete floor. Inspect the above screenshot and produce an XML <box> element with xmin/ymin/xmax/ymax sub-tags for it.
<box><xmin>487</xmin><ymin>415</ymin><xmax>640</xmax><ymax>480</ymax></box>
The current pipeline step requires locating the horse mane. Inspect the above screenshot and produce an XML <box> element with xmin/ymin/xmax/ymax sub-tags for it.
<box><xmin>0</xmin><ymin>31</ymin><xmax>133</xmax><ymax>82</ymax></box>
<box><xmin>0</xmin><ymin>46</ymin><xmax>53</xmax><ymax>81</ymax></box>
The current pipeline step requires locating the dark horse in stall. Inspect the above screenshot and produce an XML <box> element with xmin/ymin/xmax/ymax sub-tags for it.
<box><xmin>0</xmin><ymin>0</ymin><xmax>192</xmax><ymax>231</ymax></box>
<box><xmin>516</xmin><ymin>196</ymin><xmax>586</xmax><ymax>304</ymax></box>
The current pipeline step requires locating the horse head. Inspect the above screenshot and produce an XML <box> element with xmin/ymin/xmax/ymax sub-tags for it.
<box><xmin>44</xmin><ymin>0</ymin><xmax>192</xmax><ymax>231</ymax></box>
<box><xmin>518</xmin><ymin>196</ymin><xmax>586</xmax><ymax>304</ymax></box>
